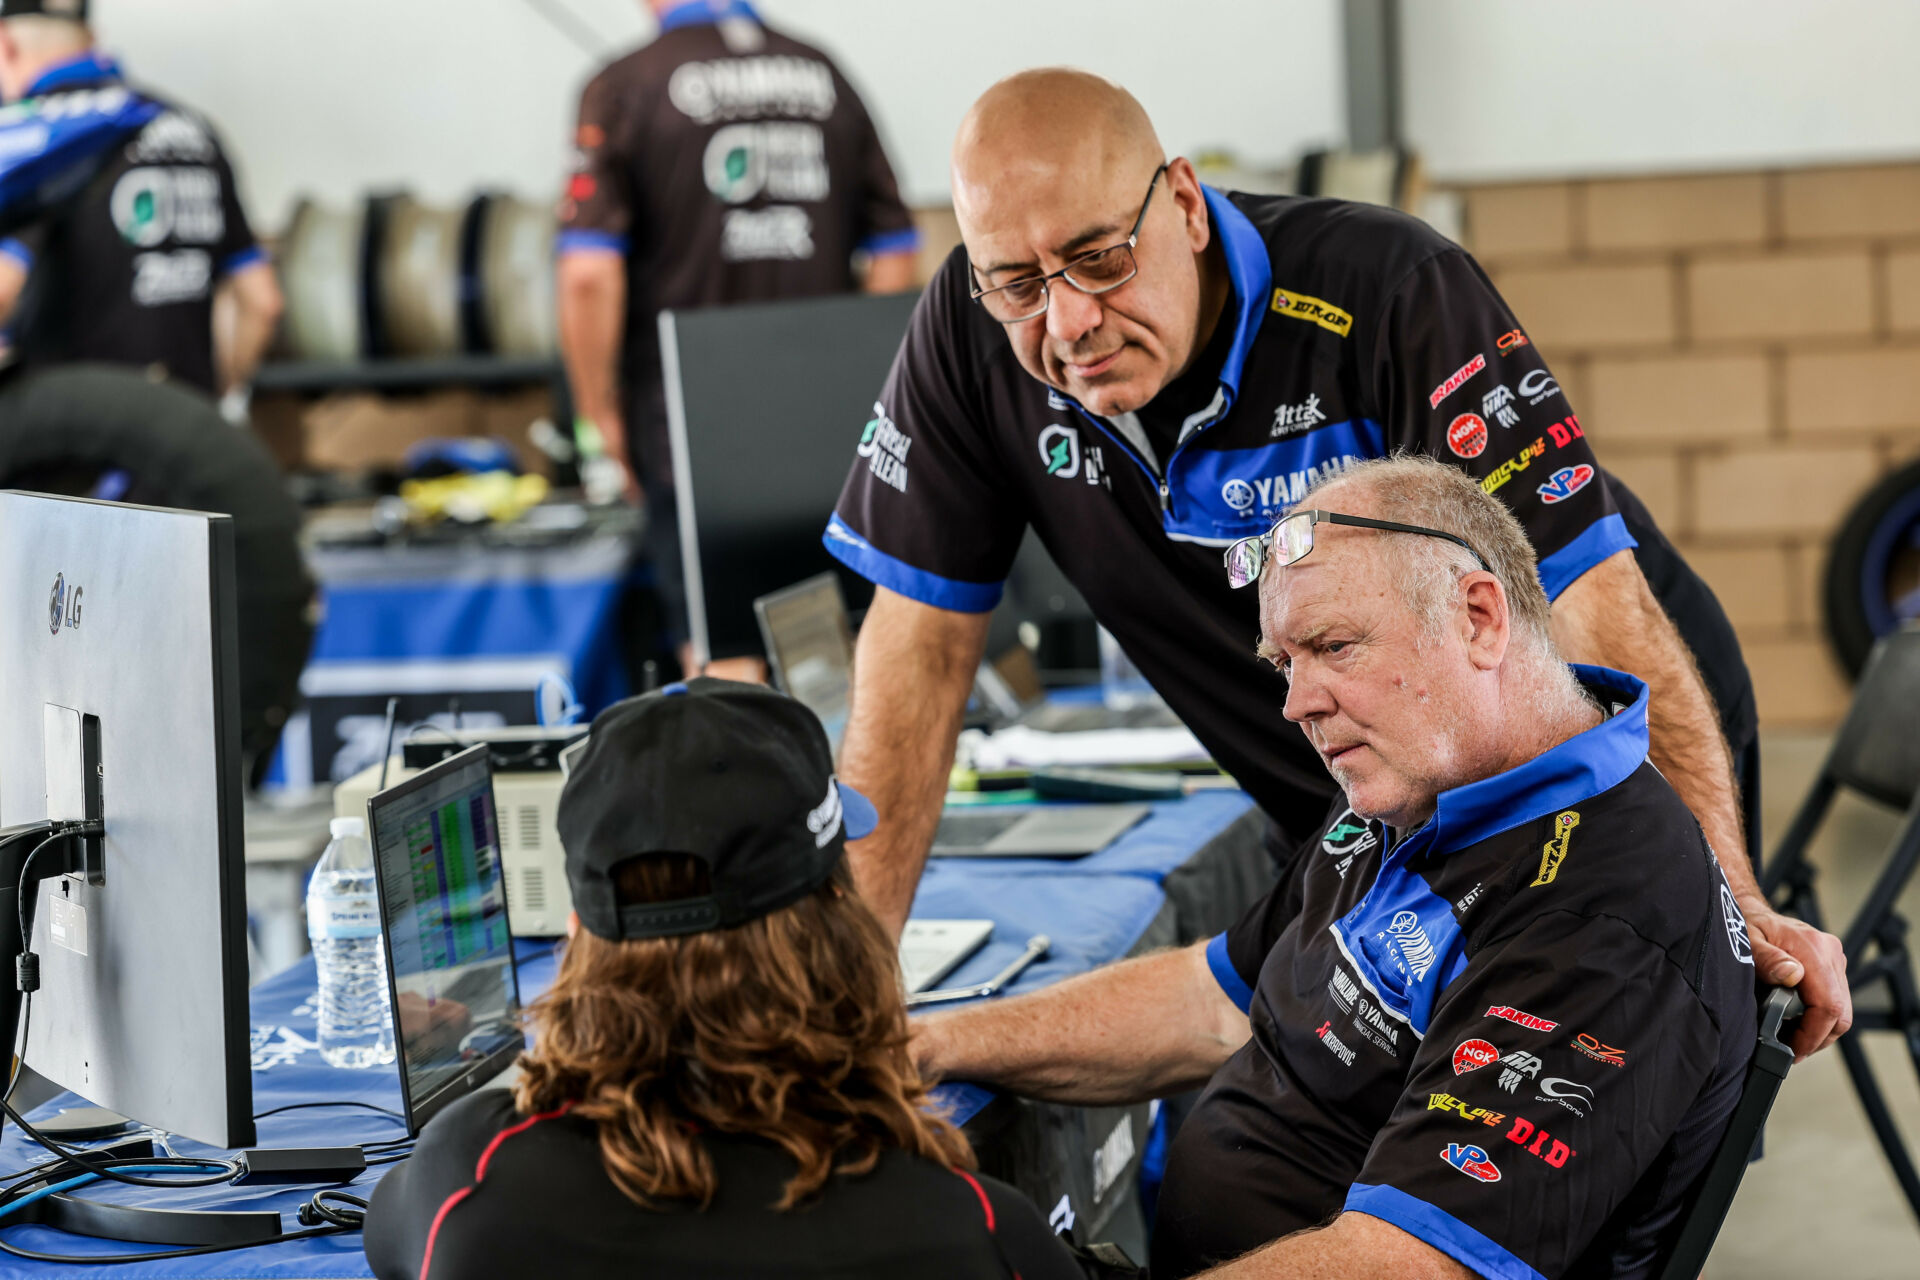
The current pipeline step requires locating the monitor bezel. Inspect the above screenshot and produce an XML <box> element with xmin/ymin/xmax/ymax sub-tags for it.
<box><xmin>365</xmin><ymin>743</ymin><xmax>524</xmax><ymax>1137</ymax></box>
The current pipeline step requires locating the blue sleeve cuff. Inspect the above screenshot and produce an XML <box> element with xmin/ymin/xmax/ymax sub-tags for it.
<box><xmin>821</xmin><ymin>514</ymin><xmax>1003</xmax><ymax>613</ymax></box>
<box><xmin>219</xmin><ymin>244</ymin><xmax>267</xmax><ymax>275</ymax></box>
<box><xmin>1205</xmin><ymin>932</ymin><xmax>1254</xmax><ymax>1014</ymax></box>
<box><xmin>1344</xmin><ymin>1183</ymin><xmax>1544</xmax><ymax>1280</ymax></box>
<box><xmin>556</xmin><ymin>229</ymin><xmax>629</xmax><ymax>256</ymax></box>
<box><xmin>1537</xmin><ymin>512</ymin><xmax>1637</xmax><ymax>600</ymax></box>
<box><xmin>0</xmin><ymin>238</ymin><xmax>33</xmax><ymax>270</ymax></box>
<box><xmin>859</xmin><ymin>227</ymin><xmax>921</xmax><ymax>256</ymax></box>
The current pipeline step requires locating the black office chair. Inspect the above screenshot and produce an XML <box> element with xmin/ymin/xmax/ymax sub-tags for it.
<box><xmin>1655</xmin><ymin>987</ymin><xmax>1798</xmax><ymax>1280</ymax></box>
<box><xmin>1759</xmin><ymin>624</ymin><xmax>1920</xmax><ymax>1223</ymax></box>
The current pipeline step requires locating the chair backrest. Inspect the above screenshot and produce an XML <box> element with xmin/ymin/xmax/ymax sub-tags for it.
<box><xmin>1826</xmin><ymin>626</ymin><xmax>1920</xmax><ymax>811</ymax></box>
<box><xmin>1655</xmin><ymin>987</ymin><xmax>1799</xmax><ymax>1280</ymax></box>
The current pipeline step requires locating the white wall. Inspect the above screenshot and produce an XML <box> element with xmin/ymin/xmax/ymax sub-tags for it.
<box><xmin>1403</xmin><ymin>0</ymin><xmax>1920</xmax><ymax>182</ymax></box>
<box><xmin>96</xmin><ymin>0</ymin><xmax>1346</xmax><ymax>232</ymax></box>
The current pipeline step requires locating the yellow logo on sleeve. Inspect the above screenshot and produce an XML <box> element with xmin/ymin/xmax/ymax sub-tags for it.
<box><xmin>1531</xmin><ymin>810</ymin><xmax>1580</xmax><ymax>887</ymax></box>
<box><xmin>1270</xmin><ymin>288</ymin><xmax>1353</xmax><ymax>337</ymax></box>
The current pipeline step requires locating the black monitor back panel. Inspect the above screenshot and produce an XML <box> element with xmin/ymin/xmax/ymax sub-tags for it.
<box><xmin>660</xmin><ymin>291</ymin><xmax>917</xmax><ymax>662</ymax></box>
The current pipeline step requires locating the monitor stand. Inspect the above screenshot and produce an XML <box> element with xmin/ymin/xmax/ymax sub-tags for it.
<box><xmin>0</xmin><ymin>822</ymin><xmax>282</xmax><ymax>1249</ymax></box>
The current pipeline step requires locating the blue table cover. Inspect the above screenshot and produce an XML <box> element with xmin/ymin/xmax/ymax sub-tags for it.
<box><xmin>0</xmin><ymin>792</ymin><xmax>1252</xmax><ymax>1276</ymax></box>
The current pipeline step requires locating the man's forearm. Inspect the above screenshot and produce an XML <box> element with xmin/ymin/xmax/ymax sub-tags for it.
<box><xmin>838</xmin><ymin>588</ymin><xmax>988</xmax><ymax>935</ymax></box>
<box><xmin>1549</xmin><ymin>550</ymin><xmax>1756</xmax><ymax>900</ymax></box>
<box><xmin>916</xmin><ymin>942</ymin><xmax>1248</xmax><ymax>1105</ymax></box>
<box><xmin>556</xmin><ymin>254</ymin><xmax>626</xmax><ymax>428</ymax></box>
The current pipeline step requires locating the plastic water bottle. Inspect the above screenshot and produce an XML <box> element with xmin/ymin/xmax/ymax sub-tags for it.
<box><xmin>306</xmin><ymin>817</ymin><xmax>395</xmax><ymax>1069</ymax></box>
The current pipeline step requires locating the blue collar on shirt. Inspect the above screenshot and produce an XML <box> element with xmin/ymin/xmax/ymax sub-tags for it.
<box><xmin>1198</xmin><ymin>185</ymin><xmax>1272</xmax><ymax>406</ymax></box>
<box><xmin>658</xmin><ymin>0</ymin><xmax>760</xmax><ymax>31</ymax></box>
<box><xmin>1400</xmin><ymin>664</ymin><xmax>1650</xmax><ymax>859</ymax></box>
<box><xmin>24</xmin><ymin>51</ymin><xmax>122</xmax><ymax>99</ymax></box>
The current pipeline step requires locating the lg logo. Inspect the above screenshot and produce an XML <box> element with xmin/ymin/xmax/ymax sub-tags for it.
<box><xmin>48</xmin><ymin>573</ymin><xmax>82</xmax><ymax>635</ymax></box>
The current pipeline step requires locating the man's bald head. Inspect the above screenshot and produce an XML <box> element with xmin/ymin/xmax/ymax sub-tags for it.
<box><xmin>952</xmin><ymin>69</ymin><xmax>1162</xmax><ymax>216</ymax></box>
<box><xmin>948</xmin><ymin>68</ymin><xmax>1227</xmax><ymax>419</ymax></box>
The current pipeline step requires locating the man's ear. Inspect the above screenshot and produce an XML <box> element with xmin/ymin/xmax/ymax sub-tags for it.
<box><xmin>1165</xmin><ymin>156</ymin><xmax>1212</xmax><ymax>255</ymax></box>
<box><xmin>566</xmin><ymin>910</ymin><xmax>579</xmax><ymax>940</ymax></box>
<box><xmin>1460</xmin><ymin>572</ymin><xmax>1510</xmax><ymax>671</ymax></box>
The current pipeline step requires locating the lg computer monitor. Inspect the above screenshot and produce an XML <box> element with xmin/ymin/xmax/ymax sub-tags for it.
<box><xmin>0</xmin><ymin>491</ymin><xmax>255</xmax><ymax>1149</ymax></box>
<box><xmin>660</xmin><ymin>290</ymin><xmax>917</xmax><ymax>666</ymax></box>
<box><xmin>366</xmin><ymin>745</ymin><xmax>522</xmax><ymax>1136</ymax></box>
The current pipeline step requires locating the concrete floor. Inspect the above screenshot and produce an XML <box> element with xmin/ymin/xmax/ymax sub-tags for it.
<box><xmin>1710</xmin><ymin>733</ymin><xmax>1920</xmax><ymax>1278</ymax></box>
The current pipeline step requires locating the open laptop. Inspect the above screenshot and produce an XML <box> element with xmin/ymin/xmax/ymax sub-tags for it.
<box><xmin>367</xmin><ymin>744</ymin><xmax>525</xmax><ymax>1135</ymax></box>
<box><xmin>753</xmin><ymin>573</ymin><xmax>855</xmax><ymax>755</ymax></box>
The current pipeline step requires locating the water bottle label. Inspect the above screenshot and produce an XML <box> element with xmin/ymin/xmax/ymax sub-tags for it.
<box><xmin>309</xmin><ymin>894</ymin><xmax>382</xmax><ymax>941</ymax></box>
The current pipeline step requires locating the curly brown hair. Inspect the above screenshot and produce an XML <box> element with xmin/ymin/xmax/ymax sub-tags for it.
<box><xmin>514</xmin><ymin>854</ymin><xmax>974</xmax><ymax>1210</ymax></box>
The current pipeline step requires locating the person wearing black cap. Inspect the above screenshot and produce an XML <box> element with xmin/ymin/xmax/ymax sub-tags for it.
<box><xmin>0</xmin><ymin>0</ymin><xmax>282</xmax><ymax>401</ymax></box>
<box><xmin>363</xmin><ymin>678</ymin><xmax>1081</xmax><ymax>1280</ymax></box>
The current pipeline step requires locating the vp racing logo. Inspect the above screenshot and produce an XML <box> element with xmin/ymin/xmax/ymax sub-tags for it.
<box><xmin>1038</xmin><ymin>425</ymin><xmax>1081</xmax><ymax>479</ymax></box>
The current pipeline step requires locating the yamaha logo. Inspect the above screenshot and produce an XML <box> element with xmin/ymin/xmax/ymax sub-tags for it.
<box><xmin>48</xmin><ymin>573</ymin><xmax>81</xmax><ymax>635</ymax></box>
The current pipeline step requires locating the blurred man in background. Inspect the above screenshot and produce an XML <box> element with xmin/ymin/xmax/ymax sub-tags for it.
<box><xmin>0</xmin><ymin>0</ymin><xmax>282</xmax><ymax>400</ymax></box>
<box><xmin>557</xmin><ymin>0</ymin><xmax>918</xmax><ymax>678</ymax></box>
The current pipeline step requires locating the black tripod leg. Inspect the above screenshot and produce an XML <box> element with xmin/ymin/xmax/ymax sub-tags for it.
<box><xmin>1839</xmin><ymin>1030</ymin><xmax>1920</xmax><ymax>1225</ymax></box>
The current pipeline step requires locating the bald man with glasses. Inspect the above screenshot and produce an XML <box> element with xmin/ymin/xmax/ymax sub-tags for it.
<box><xmin>824</xmin><ymin>68</ymin><xmax>1847</xmax><ymax>1060</ymax></box>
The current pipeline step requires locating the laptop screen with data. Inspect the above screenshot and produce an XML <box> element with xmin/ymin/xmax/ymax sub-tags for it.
<box><xmin>367</xmin><ymin>745</ymin><xmax>523</xmax><ymax>1133</ymax></box>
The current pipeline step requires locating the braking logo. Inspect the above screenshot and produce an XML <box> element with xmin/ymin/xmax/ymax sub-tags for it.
<box><xmin>48</xmin><ymin>573</ymin><xmax>81</xmax><ymax>635</ymax></box>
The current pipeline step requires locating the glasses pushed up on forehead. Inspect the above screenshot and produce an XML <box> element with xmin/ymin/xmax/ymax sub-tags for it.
<box><xmin>1223</xmin><ymin>509</ymin><xmax>1492</xmax><ymax>590</ymax></box>
<box><xmin>968</xmin><ymin>162</ymin><xmax>1169</xmax><ymax>324</ymax></box>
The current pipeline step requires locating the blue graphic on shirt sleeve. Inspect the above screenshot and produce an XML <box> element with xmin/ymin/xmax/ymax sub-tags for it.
<box><xmin>220</xmin><ymin>244</ymin><xmax>267</xmax><ymax>275</ymax></box>
<box><xmin>858</xmin><ymin>227</ymin><xmax>921</xmax><ymax>256</ymax></box>
<box><xmin>1536</xmin><ymin>512</ymin><xmax>1636</xmax><ymax>600</ymax></box>
<box><xmin>556</xmin><ymin>229</ymin><xmax>629</xmax><ymax>256</ymax></box>
<box><xmin>1345</xmin><ymin>1183</ymin><xmax>1545</xmax><ymax>1280</ymax></box>
<box><xmin>1206</xmin><ymin>932</ymin><xmax>1254</xmax><ymax>1014</ymax></box>
<box><xmin>822</xmin><ymin>514</ymin><xmax>1004</xmax><ymax>613</ymax></box>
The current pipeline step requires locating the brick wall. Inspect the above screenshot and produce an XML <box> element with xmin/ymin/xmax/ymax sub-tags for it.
<box><xmin>1457</xmin><ymin>162</ymin><xmax>1920</xmax><ymax>727</ymax></box>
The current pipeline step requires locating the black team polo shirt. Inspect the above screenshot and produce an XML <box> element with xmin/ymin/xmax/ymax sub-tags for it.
<box><xmin>1153</xmin><ymin>666</ymin><xmax>1759</xmax><ymax>1280</ymax></box>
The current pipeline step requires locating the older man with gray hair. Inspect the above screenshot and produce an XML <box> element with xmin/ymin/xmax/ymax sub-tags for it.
<box><xmin>913</xmin><ymin>455</ymin><xmax>1761</xmax><ymax>1280</ymax></box>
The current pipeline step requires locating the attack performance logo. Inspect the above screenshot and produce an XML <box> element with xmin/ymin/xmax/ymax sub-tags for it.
<box><xmin>1441</xmin><ymin>1143</ymin><xmax>1501</xmax><ymax>1183</ymax></box>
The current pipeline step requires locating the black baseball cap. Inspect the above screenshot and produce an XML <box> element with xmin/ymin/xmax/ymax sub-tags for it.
<box><xmin>0</xmin><ymin>0</ymin><xmax>89</xmax><ymax>18</ymax></box>
<box><xmin>556</xmin><ymin>678</ymin><xmax>877</xmax><ymax>941</ymax></box>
